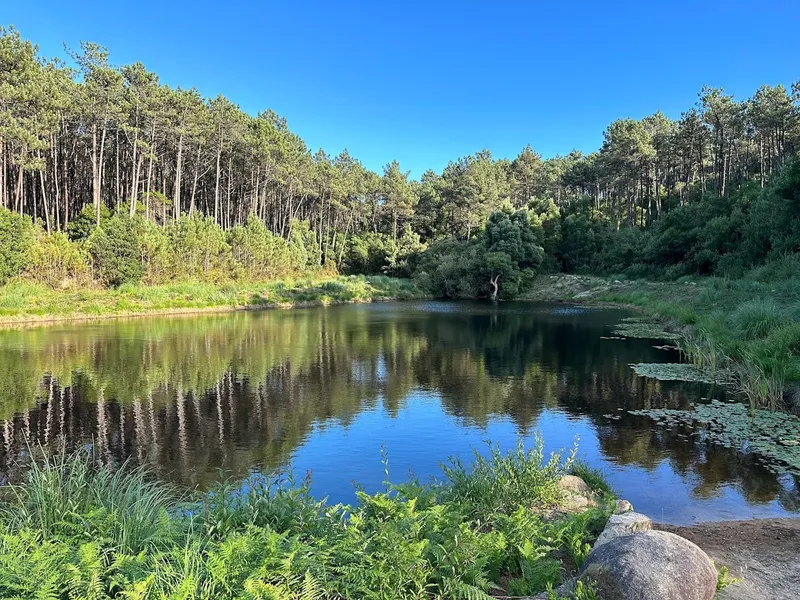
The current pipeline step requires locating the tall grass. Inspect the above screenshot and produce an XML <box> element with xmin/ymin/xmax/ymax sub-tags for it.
<box><xmin>0</xmin><ymin>441</ymin><xmax>612</xmax><ymax>599</ymax></box>
<box><xmin>729</xmin><ymin>300</ymin><xmax>783</xmax><ymax>340</ymax></box>
<box><xmin>0</xmin><ymin>275</ymin><xmax>423</xmax><ymax>321</ymax></box>
<box><xmin>1</xmin><ymin>449</ymin><xmax>179</xmax><ymax>554</ymax></box>
<box><xmin>441</xmin><ymin>435</ymin><xmax>578</xmax><ymax>515</ymax></box>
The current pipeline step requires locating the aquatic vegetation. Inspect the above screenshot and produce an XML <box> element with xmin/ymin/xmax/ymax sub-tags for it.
<box><xmin>611</xmin><ymin>317</ymin><xmax>682</xmax><ymax>341</ymax></box>
<box><xmin>629</xmin><ymin>362</ymin><xmax>733</xmax><ymax>384</ymax></box>
<box><xmin>630</xmin><ymin>400</ymin><xmax>800</xmax><ymax>475</ymax></box>
<box><xmin>0</xmin><ymin>441</ymin><xmax>613</xmax><ymax>599</ymax></box>
<box><xmin>581</xmin><ymin>269</ymin><xmax>800</xmax><ymax>410</ymax></box>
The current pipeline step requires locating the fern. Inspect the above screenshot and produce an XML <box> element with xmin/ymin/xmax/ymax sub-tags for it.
<box><xmin>0</xmin><ymin>440</ymin><xmax>611</xmax><ymax>600</ymax></box>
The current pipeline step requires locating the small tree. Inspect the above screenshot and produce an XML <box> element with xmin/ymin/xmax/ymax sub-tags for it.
<box><xmin>0</xmin><ymin>208</ymin><xmax>36</xmax><ymax>284</ymax></box>
<box><xmin>87</xmin><ymin>215</ymin><xmax>144</xmax><ymax>286</ymax></box>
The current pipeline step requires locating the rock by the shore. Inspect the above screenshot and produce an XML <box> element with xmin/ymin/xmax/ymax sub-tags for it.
<box><xmin>561</xmin><ymin>493</ymin><xmax>593</xmax><ymax>512</ymax></box>
<box><xmin>593</xmin><ymin>511</ymin><xmax>652</xmax><ymax>548</ymax></box>
<box><xmin>614</xmin><ymin>499</ymin><xmax>633</xmax><ymax>514</ymax></box>
<box><xmin>579</xmin><ymin>530</ymin><xmax>717</xmax><ymax>600</ymax></box>
<box><xmin>558</xmin><ymin>474</ymin><xmax>591</xmax><ymax>495</ymax></box>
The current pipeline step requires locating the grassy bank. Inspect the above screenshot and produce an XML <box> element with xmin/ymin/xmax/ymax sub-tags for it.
<box><xmin>0</xmin><ymin>441</ymin><xmax>611</xmax><ymax>599</ymax></box>
<box><xmin>526</xmin><ymin>257</ymin><xmax>800</xmax><ymax>410</ymax></box>
<box><xmin>0</xmin><ymin>275</ymin><xmax>422</xmax><ymax>325</ymax></box>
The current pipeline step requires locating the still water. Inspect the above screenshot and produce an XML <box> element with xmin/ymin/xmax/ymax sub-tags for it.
<box><xmin>0</xmin><ymin>301</ymin><xmax>797</xmax><ymax>524</ymax></box>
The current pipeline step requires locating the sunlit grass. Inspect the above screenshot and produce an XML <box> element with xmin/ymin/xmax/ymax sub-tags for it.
<box><xmin>0</xmin><ymin>275</ymin><xmax>423</xmax><ymax>322</ymax></box>
<box><xmin>585</xmin><ymin>257</ymin><xmax>800</xmax><ymax>409</ymax></box>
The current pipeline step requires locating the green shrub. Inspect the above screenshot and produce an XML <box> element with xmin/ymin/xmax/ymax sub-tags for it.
<box><xmin>228</xmin><ymin>214</ymin><xmax>293</xmax><ymax>280</ymax></box>
<box><xmin>66</xmin><ymin>203</ymin><xmax>111</xmax><ymax>242</ymax></box>
<box><xmin>166</xmin><ymin>214</ymin><xmax>234</xmax><ymax>281</ymax></box>
<box><xmin>0</xmin><ymin>208</ymin><xmax>36</xmax><ymax>284</ymax></box>
<box><xmin>441</xmin><ymin>435</ymin><xmax>577</xmax><ymax>516</ymax></box>
<box><xmin>87</xmin><ymin>215</ymin><xmax>145</xmax><ymax>286</ymax></box>
<box><xmin>0</xmin><ymin>440</ymin><xmax>612</xmax><ymax>600</ymax></box>
<box><xmin>23</xmin><ymin>231</ymin><xmax>90</xmax><ymax>288</ymax></box>
<box><xmin>730</xmin><ymin>300</ymin><xmax>783</xmax><ymax>340</ymax></box>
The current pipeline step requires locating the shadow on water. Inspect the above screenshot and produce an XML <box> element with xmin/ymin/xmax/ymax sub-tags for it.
<box><xmin>0</xmin><ymin>301</ymin><xmax>796</xmax><ymax>523</ymax></box>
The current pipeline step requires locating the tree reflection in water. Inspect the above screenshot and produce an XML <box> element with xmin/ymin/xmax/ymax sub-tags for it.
<box><xmin>0</xmin><ymin>302</ymin><xmax>796</xmax><ymax>517</ymax></box>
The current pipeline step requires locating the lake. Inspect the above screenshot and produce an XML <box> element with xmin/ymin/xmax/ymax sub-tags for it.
<box><xmin>0</xmin><ymin>301</ymin><xmax>797</xmax><ymax>525</ymax></box>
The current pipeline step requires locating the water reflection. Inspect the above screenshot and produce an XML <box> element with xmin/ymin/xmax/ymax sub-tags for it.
<box><xmin>0</xmin><ymin>302</ymin><xmax>796</xmax><ymax>523</ymax></box>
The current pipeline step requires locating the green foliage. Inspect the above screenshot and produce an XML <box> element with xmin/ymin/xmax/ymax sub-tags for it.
<box><xmin>569</xmin><ymin>461</ymin><xmax>615</xmax><ymax>498</ymax></box>
<box><xmin>716</xmin><ymin>565</ymin><xmax>741</xmax><ymax>591</ymax></box>
<box><xmin>166</xmin><ymin>214</ymin><xmax>233</xmax><ymax>281</ymax></box>
<box><xmin>87</xmin><ymin>214</ymin><xmax>145</xmax><ymax>286</ymax></box>
<box><xmin>23</xmin><ymin>231</ymin><xmax>90</xmax><ymax>288</ymax></box>
<box><xmin>0</xmin><ymin>441</ymin><xmax>612</xmax><ymax>599</ymax></box>
<box><xmin>556</xmin><ymin>157</ymin><xmax>800</xmax><ymax>281</ymax></box>
<box><xmin>2</xmin><ymin>449</ymin><xmax>179</xmax><ymax>554</ymax></box>
<box><xmin>0</xmin><ymin>208</ymin><xmax>36</xmax><ymax>284</ymax></box>
<box><xmin>729</xmin><ymin>300</ymin><xmax>783</xmax><ymax>340</ymax></box>
<box><xmin>441</xmin><ymin>436</ymin><xmax>577</xmax><ymax>516</ymax></box>
<box><xmin>413</xmin><ymin>209</ymin><xmax>544</xmax><ymax>299</ymax></box>
<box><xmin>288</xmin><ymin>219</ymin><xmax>322</xmax><ymax>272</ymax></box>
<box><xmin>67</xmin><ymin>204</ymin><xmax>111</xmax><ymax>242</ymax></box>
<box><xmin>344</xmin><ymin>228</ymin><xmax>424</xmax><ymax>277</ymax></box>
<box><xmin>228</xmin><ymin>215</ymin><xmax>293</xmax><ymax>280</ymax></box>
<box><xmin>556</xmin><ymin>214</ymin><xmax>606</xmax><ymax>273</ymax></box>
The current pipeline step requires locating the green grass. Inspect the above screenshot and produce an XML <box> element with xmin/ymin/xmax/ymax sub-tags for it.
<box><xmin>529</xmin><ymin>258</ymin><xmax>800</xmax><ymax>410</ymax></box>
<box><xmin>0</xmin><ymin>275</ymin><xmax>423</xmax><ymax>323</ymax></box>
<box><xmin>0</xmin><ymin>439</ymin><xmax>613</xmax><ymax>599</ymax></box>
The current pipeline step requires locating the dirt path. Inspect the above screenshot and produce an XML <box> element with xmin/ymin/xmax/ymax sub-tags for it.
<box><xmin>657</xmin><ymin>519</ymin><xmax>800</xmax><ymax>600</ymax></box>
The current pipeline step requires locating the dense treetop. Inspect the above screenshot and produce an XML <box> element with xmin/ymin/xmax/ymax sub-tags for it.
<box><xmin>1</xmin><ymin>27</ymin><xmax>800</xmax><ymax>297</ymax></box>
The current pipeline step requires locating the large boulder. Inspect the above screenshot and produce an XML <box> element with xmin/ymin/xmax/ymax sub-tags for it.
<box><xmin>579</xmin><ymin>530</ymin><xmax>717</xmax><ymax>600</ymax></box>
<box><xmin>558</xmin><ymin>474</ymin><xmax>592</xmax><ymax>495</ymax></box>
<box><xmin>593</xmin><ymin>511</ymin><xmax>652</xmax><ymax>548</ymax></box>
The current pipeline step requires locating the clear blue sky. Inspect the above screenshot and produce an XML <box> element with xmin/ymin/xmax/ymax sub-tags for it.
<box><xmin>6</xmin><ymin>0</ymin><xmax>799</xmax><ymax>177</ymax></box>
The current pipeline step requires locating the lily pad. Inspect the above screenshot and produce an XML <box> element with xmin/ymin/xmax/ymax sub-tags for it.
<box><xmin>630</xmin><ymin>362</ymin><xmax>733</xmax><ymax>384</ymax></box>
<box><xmin>611</xmin><ymin>317</ymin><xmax>682</xmax><ymax>341</ymax></box>
<box><xmin>630</xmin><ymin>401</ymin><xmax>800</xmax><ymax>475</ymax></box>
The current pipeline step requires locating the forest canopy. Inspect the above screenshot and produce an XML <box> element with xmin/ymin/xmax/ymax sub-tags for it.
<box><xmin>1</xmin><ymin>27</ymin><xmax>800</xmax><ymax>298</ymax></box>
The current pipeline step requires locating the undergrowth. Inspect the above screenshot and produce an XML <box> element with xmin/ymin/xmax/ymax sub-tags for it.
<box><xmin>0</xmin><ymin>437</ymin><xmax>612</xmax><ymax>599</ymax></box>
<box><xmin>574</xmin><ymin>256</ymin><xmax>800</xmax><ymax>411</ymax></box>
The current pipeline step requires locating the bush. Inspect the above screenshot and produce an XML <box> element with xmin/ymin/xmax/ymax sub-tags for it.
<box><xmin>228</xmin><ymin>214</ymin><xmax>293</xmax><ymax>280</ymax></box>
<box><xmin>135</xmin><ymin>217</ymin><xmax>172</xmax><ymax>284</ymax></box>
<box><xmin>165</xmin><ymin>214</ymin><xmax>234</xmax><ymax>281</ymax></box>
<box><xmin>288</xmin><ymin>218</ymin><xmax>322</xmax><ymax>271</ymax></box>
<box><xmin>66</xmin><ymin>204</ymin><xmax>111</xmax><ymax>242</ymax></box>
<box><xmin>441</xmin><ymin>436</ymin><xmax>577</xmax><ymax>516</ymax></box>
<box><xmin>23</xmin><ymin>231</ymin><xmax>90</xmax><ymax>288</ymax></box>
<box><xmin>0</xmin><ymin>208</ymin><xmax>36</xmax><ymax>284</ymax></box>
<box><xmin>87</xmin><ymin>215</ymin><xmax>144</xmax><ymax>286</ymax></box>
<box><xmin>345</xmin><ymin>228</ymin><xmax>425</xmax><ymax>277</ymax></box>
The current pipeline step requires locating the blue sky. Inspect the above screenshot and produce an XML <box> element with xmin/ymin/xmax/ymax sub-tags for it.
<box><xmin>6</xmin><ymin>0</ymin><xmax>799</xmax><ymax>177</ymax></box>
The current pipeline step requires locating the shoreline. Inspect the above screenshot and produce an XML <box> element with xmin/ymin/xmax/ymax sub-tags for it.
<box><xmin>0</xmin><ymin>275</ymin><xmax>424</xmax><ymax>330</ymax></box>
<box><xmin>524</xmin><ymin>273</ymin><xmax>799</xmax><ymax>412</ymax></box>
<box><xmin>0</xmin><ymin>296</ymin><xmax>403</xmax><ymax>329</ymax></box>
<box><xmin>658</xmin><ymin>518</ymin><xmax>800</xmax><ymax>599</ymax></box>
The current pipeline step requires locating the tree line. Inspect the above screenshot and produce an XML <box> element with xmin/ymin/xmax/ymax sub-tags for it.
<box><xmin>1</xmin><ymin>26</ymin><xmax>800</xmax><ymax>296</ymax></box>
